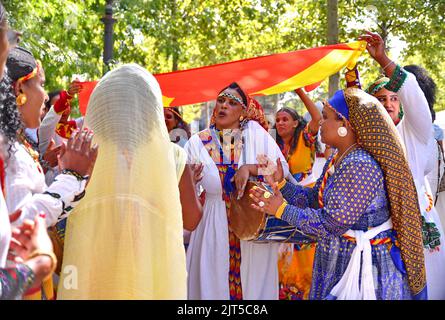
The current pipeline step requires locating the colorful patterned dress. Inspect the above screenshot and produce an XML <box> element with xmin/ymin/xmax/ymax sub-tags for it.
<box><xmin>0</xmin><ymin>264</ymin><xmax>35</xmax><ymax>300</ymax></box>
<box><xmin>278</xmin><ymin>124</ymin><xmax>317</xmax><ymax>300</ymax></box>
<box><xmin>185</xmin><ymin>120</ymin><xmax>288</xmax><ymax>300</ymax></box>
<box><xmin>277</xmin><ymin>148</ymin><xmax>412</xmax><ymax>300</ymax></box>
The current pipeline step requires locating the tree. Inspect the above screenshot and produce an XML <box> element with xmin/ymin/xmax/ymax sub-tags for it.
<box><xmin>327</xmin><ymin>0</ymin><xmax>339</xmax><ymax>96</ymax></box>
<box><xmin>4</xmin><ymin>0</ymin><xmax>444</xmax><ymax>114</ymax></box>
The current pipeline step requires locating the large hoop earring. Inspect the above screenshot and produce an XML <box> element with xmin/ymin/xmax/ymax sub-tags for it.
<box><xmin>337</xmin><ymin>127</ymin><xmax>348</xmax><ymax>137</ymax></box>
<box><xmin>16</xmin><ymin>93</ymin><xmax>27</xmax><ymax>106</ymax></box>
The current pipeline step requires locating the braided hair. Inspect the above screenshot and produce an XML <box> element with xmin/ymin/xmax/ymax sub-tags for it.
<box><xmin>0</xmin><ymin>47</ymin><xmax>38</xmax><ymax>159</ymax></box>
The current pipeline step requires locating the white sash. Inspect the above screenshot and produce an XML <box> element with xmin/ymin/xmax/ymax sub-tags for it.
<box><xmin>329</xmin><ymin>219</ymin><xmax>393</xmax><ymax>300</ymax></box>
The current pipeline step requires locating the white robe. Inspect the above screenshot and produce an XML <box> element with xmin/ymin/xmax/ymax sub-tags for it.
<box><xmin>0</xmin><ymin>189</ymin><xmax>10</xmax><ymax>268</ymax></box>
<box><xmin>185</xmin><ymin>120</ymin><xmax>289</xmax><ymax>300</ymax></box>
<box><xmin>4</xmin><ymin>142</ymin><xmax>86</xmax><ymax>228</ymax></box>
<box><xmin>397</xmin><ymin>72</ymin><xmax>445</xmax><ymax>300</ymax></box>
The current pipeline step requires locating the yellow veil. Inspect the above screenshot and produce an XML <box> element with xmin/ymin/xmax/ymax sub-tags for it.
<box><xmin>57</xmin><ymin>64</ymin><xmax>186</xmax><ymax>299</ymax></box>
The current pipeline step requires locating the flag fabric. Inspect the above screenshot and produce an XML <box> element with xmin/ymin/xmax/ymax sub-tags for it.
<box><xmin>78</xmin><ymin>41</ymin><xmax>366</xmax><ymax>115</ymax></box>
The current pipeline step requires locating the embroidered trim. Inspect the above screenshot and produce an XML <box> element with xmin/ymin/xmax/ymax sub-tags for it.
<box><xmin>384</xmin><ymin>64</ymin><xmax>408</xmax><ymax>93</ymax></box>
<box><xmin>61</xmin><ymin>169</ymin><xmax>89</xmax><ymax>182</ymax></box>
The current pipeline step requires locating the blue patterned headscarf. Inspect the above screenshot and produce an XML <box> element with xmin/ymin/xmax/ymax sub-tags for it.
<box><xmin>328</xmin><ymin>90</ymin><xmax>349</xmax><ymax>121</ymax></box>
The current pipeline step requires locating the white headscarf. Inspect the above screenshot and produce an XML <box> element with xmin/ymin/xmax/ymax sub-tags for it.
<box><xmin>58</xmin><ymin>64</ymin><xmax>186</xmax><ymax>299</ymax></box>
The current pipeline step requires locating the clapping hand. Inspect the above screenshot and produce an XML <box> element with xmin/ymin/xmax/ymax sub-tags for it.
<box><xmin>257</xmin><ymin>155</ymin><xmax>284</xmax><ymax>186</ymax></box>
<box><xmin>8</xmin><ymin>212</ymin><xmax>53</xmax><ymax>264</ymax></box>
<box><xmin>58</xmin><ymin>128</ymin><xmax>99</xmax><ymax>177</ymax></box>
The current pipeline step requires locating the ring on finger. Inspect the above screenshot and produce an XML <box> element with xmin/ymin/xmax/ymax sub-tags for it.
<box><xmin>259</xmin><ymin>201</ymin><xmax>265</xmax><ymax>208</ymax></box>
<box><xmin>263</xmin><ymin>191</ymin><xmax>272</xmax><ymax>199</ymax></box>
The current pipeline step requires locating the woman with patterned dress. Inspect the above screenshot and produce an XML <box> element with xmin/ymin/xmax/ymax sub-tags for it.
<box><xmin>250</xmin><ymin>87</ymin><xmax>427</xmax><ymax>300</ymax></box>
<box><xmin>362</xmin><ymin>31</ymin><xmax>445</xmax><ymax>299</ymax></box>
<box><xmin>0</xmin><ymin>46</ymin><xmax>98</xmax><ymax>300</ymax></box>
<box><xmin>274</xmin><ymin>88</ymin><xmax>321</xmax><ymax>300</ymax></box>
<box><xmin>185</xmin><ymin>82</ymin><xmax>289</xmax><ymax>300</ymax></box>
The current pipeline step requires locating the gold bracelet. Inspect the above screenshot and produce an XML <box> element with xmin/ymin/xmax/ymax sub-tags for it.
<box><xmin>27</xmin><ymin>250</ymin><xmax>57</xmax><ymax>280</ymax></box>
<box><xmin>382</xmin><ymin>60</ymin><xmax>394</xmax><ymax>72</ymax></box>
<box><xmin>275</xmin><ymin>201</ymin><xmax>288</xmax><ymax>219</ymax></box>
<box><xmin>277</xmin><ymin>179</ymin><xmax>287</xmax><ymax>190</ymax></box>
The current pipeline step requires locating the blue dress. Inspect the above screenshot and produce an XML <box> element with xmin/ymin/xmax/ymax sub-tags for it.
<box><xmin>279</xmin><ymin>148</ymin><xmax>412</xmax><ymax>300</ymax></box>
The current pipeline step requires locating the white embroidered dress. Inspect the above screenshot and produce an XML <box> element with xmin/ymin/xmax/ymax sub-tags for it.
<box><xmin>185</xmin><ymin>120</ymin><xmax>289</xmax><ymax>300</ymax></box>
<box><xmin>4</xmin><ymin>141</ymin><xmax>86</xmax><ymax>228</ymax></box>
<box><xmin>397</xmin><ymin>72</ymin><xmax>445</xmax><ymax>299</ymax></box>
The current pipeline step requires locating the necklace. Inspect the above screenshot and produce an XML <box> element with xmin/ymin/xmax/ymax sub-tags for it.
<box><xmin>335</xmin><ymin>143</ymin><xmax>358</xmax><ymax>167</ymax></box>
<box><xmin>18</xmin><ymin>133</ymin><xmax>43</xmax><ymax>173</ymax></box>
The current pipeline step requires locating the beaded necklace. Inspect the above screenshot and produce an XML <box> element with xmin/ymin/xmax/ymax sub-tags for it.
<box><xmin>317</xmin><ymin>153</ymin><xmax>337</xmax><ymax>208</ymax></box>
<box><xmin>18</xmin><ymin>133</ymin><xmax>43</xmax><ymax>174</ymax></box>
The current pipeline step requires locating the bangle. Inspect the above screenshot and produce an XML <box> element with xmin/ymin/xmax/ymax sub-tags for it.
<box><xmin>27</xmin><ymin>250</ymin><xmax>57</xmax><ymax>281</ymax></box>
<box><xmin>277</xmin><ymin>179</ymin><xmax>287</xmax><ymax>190</ymax></box>
<box><xmin>275</xmin><ymin>201</ymin><xmax>288</xmax><ymax>219</ymax></box>
<box><xmin>61</xmin><ymin>168</ymin><xmax>89</xmax><ymax>181</ymax></box>
<box><xmin>382</xmin><ymin>60</ymin><xmax>394</xmax><ymax>72</ymax></box>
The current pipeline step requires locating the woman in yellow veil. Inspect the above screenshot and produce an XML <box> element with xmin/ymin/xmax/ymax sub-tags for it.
<box><xmin>58</xmin><ymin>64</ymin><xmax>187</xmax><ymax>299</ymax></box>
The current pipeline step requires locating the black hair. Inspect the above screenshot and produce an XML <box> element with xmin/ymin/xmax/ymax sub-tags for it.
<box><xmin>218</xmin><ymin>82</ymin><xmax>248</xmax><ymax>106</ymax></box>
<box><xmin>404</xmin><ymin>65</ymin><xmax>437</xmax><ymax>122</ymax></box>
<box><xmin>46</xmin><ymin>90</ymin><xmax>62</xmax><ymax>110</ymax></box>
<box><xmin>0</xmin><ymin>73</ymin><xmax>23</xmax><ymax>159</ymax></box>
<box><xmin>0</xmin><ymin>47</ymin><xmax>37</xmax><ymax>159</ymax></box>
<box><xmin>166</xmin><ymin>107</ymin><xmax>191</xmax><ymax>140</ymax></box>
<box><xmin>7</xmin><ymin>46</ymin><xmax>37</xmax><ymax>81</ymax></box>
<box><xmin>274</xmin><ymin>107</ymin><xmax>311</xmax><ymax>155</ymax></box>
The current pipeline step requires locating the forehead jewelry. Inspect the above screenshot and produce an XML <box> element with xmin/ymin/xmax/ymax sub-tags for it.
<box><xmin>218</xmin><ymin>92</ymin><xmax>247</xmax><ymax>109</ymax></box>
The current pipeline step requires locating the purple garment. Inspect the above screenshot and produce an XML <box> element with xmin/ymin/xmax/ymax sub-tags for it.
<box><xmin>279</xmin><ymin>148</ymin><xmax>411</xmax><ymax>300</ymax></box>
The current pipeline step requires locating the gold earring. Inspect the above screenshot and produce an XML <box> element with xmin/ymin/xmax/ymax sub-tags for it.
<box><xmin>239</xmin><ymin>116</ymin><xmax>244</xmax><ymax>121</ymax></box>
<box><xmin>16</xmin><ymin>93</ymin><xmax>27</xmax><ymax>106</ymax></box>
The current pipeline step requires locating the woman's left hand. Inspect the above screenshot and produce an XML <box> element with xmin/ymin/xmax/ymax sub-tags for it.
<box><xmin>233</xmin><ymin>165</ymin><xmax>251</xmax><ymax>199</ymax></box>
<box><xmin>249</xmin><ymin>183</ymin><xmax>285</xmax><ymax>216</ymax></box>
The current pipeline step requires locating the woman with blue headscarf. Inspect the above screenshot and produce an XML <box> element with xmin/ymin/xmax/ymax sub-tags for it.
<box><xmin>249</xmin><ymin>87</ymin><xmax>426</xmax><ymax>300</ymax></box>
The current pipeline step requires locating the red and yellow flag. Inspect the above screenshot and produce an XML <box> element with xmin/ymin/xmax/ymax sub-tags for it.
<box><xmin>78</xmin><ymin>41</ymin><xmax>366</xmax><ymax>115</ymax></box>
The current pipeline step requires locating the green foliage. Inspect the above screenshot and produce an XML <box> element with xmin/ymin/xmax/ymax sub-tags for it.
<box><xmin>3</xmin><ymin>0</ymin><xmax>444</xmax><ymax>115</ymax></box>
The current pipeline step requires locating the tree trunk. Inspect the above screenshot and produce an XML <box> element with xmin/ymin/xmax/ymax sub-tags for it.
<box><xmin>327</xmin><ymin>0</ymin><xmax>339</xmax><ymax>96</ymax></box>
<box><xmin>171</xmin><ymin>0</ymin><xmax>179</xmax><ymax>71</ymax></box>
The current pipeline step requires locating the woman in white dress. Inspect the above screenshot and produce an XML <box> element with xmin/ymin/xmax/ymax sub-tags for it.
<box><xmin>362</xmin><ymin>31</ymin><xmax>445</xmax><ymax>299</ymax></box>
<box><xmin>1</xmin><ymin>46</ymin><xmax>98</xmax><ymax>299</ymax></box>
<box><xmin>185</xmin><ymin>82</ymin><xmax>289</xmax><ymax>300</ymax></box>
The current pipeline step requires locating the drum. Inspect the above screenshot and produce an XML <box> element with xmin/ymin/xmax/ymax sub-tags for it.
<box><xmin>230</xmin><ymin>181</ymin><xmax>314</xmax><ymax>244</ymax></box>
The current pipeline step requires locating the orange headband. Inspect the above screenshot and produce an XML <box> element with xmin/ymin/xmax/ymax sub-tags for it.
<box><xmin>166</xmin><ymin>108</ymin><xmax>183</xmax><ymax>121</ymax></box>
<box><xmin>16</xmin><ymin>60</ymin><xmax>41</xmax><ymax>86</ymax></box>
